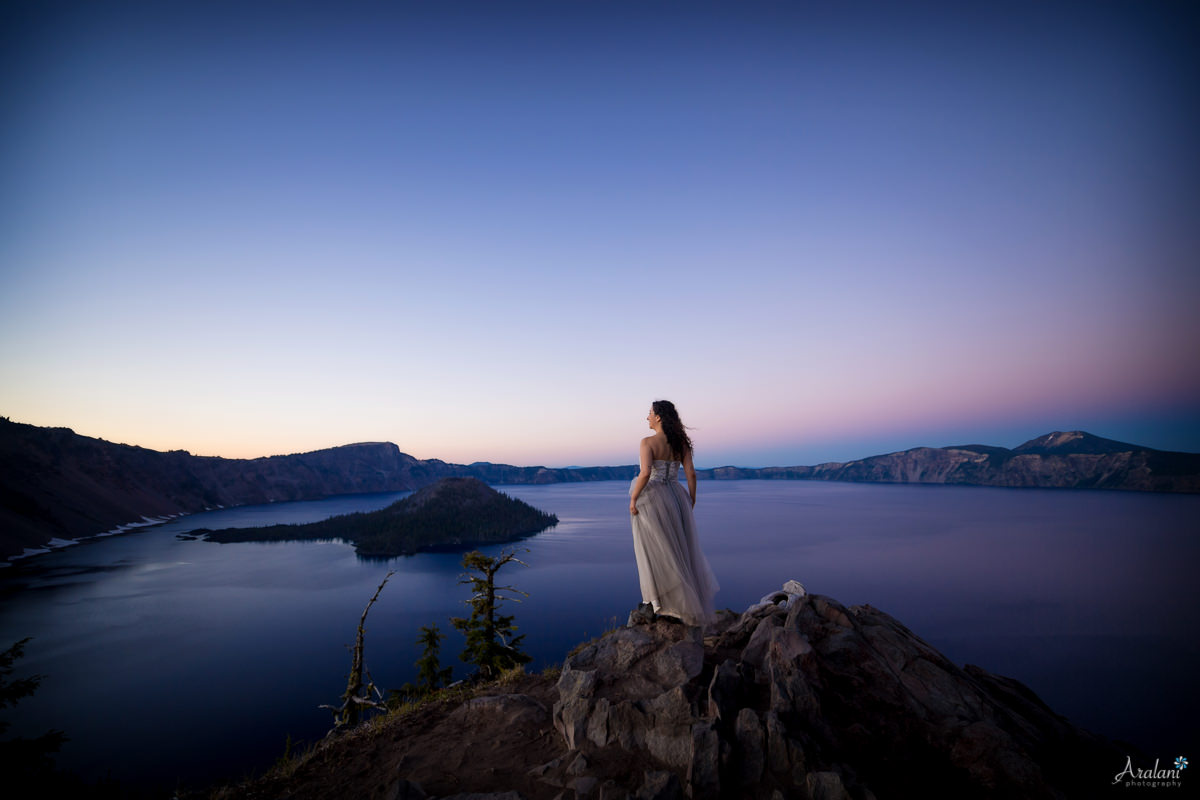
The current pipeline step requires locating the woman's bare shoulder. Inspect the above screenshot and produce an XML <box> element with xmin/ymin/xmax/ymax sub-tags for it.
<box><xmin>642</xmin><ymin>434</ymin><xmax>674</xmax><ymax>460</ymax></box>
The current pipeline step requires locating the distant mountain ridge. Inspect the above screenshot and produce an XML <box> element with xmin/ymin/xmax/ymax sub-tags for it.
<box><xmin>1011</xmin><ymin>430</ymin><xmax>1142</xmax><ymax>454</ymax></box>
<box><xmin>697</xmin><ymin>430</ymin><xmax>1200</xmax><ymax>493</ymax></box>
<box><xmin>0</xmin><ymin>418</ymin><xmax>628</xmax><ymax>561</ymax></box>
<box><xmin>1</xmin><ymin>419</ymin><xmax>1196</xmax><ymax>562</ymax></box>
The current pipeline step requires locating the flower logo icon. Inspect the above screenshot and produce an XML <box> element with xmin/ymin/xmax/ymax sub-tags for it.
<box><xmin>1176</xmin><ymin>756</ymin><xmax>1188</xmax><ymax>770</ymax></box>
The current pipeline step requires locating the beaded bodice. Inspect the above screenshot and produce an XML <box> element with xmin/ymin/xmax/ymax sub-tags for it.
<box><xmin>649</xmin><ymin>459</ymin><xmax>680</xmax><ymax>483</ymax></box>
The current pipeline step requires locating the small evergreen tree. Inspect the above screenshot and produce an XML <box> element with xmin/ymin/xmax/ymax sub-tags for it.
<box><xmin>451</xmin><ymin>548</ymin><xmax>531</xmax><ymax>680</ymax></box>
<box><xmin>395</xmin><ymin>624</ymin><xmax>453</xmax><ymax>703</ymax></box>
<box><xmin>414</xmin><ymin>624</ymin><xmax>452</xmax><ymax>693</ymax></box>
<box><xmin>0</xmin><ymin>638</ymin><xmax>66</xmax><ymax>778</ymax></box>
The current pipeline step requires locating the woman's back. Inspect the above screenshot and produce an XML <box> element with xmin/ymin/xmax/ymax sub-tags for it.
<box><xmin>628</xmin><ymin>400</ymin><xmax>717</xmax><ymax>625</ymax></box>
<box><xmin>648</xmin><ymin>459</ymin><xmax>680</xmax><ymax>483</ymax></box>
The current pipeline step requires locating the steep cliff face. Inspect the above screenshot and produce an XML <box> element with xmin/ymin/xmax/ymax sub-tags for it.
<box><xmin>213</xmin><ymin>584</ymin><xmax>1130</xmax><ymax>800</ymax></box>
<box><xmin>0</xmin><ymin>419</ymin><xmax>438</xmax><ymax>558</ymax></box>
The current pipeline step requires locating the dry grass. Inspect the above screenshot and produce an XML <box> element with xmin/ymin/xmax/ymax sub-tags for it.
<box><xmin>495</xmin><ymin>664</ymin><xmax>526</xmax><ymax>685</ymax></box>
<box><xmin>212</xmin><ymin>668</ymin><xmax>538</xmax><ymax>796</ymax></box>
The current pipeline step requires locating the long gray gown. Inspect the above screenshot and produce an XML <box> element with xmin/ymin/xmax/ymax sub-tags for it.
<box><xmin>629</xmin><ymin>459</ymin><xmax>719</xmax><ymax>626</ymax></box>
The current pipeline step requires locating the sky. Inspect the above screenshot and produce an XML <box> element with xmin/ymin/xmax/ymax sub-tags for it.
<box><xmin>1</xmin><ymin>1</ymin><xmax>1198</xmax><ymax>468</ymax></box>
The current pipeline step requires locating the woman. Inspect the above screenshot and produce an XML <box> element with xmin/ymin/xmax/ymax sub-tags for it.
<box><xmin>628</xmin><ymin>400</ymin><xmax>719</xmax><ymax>626</ymax></box>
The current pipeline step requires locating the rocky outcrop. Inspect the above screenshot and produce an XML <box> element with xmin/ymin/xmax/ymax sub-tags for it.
<box><xmin>550</xmin><ymin>582</ymin><xmax>1126</xmax><ymax>799</ymax></box>
<box><xmin>213</xmin><ymin>583</ymin><xmax>1132</xmax><ymax>800</ymax></box>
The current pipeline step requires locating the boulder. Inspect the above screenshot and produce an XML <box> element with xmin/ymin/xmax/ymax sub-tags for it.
<box><xmin>552</xmin><ymin>580</ymin><xmax>1127</xmax><ymax>799</ymax></box>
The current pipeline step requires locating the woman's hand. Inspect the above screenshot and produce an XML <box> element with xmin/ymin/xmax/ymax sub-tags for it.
<box><xmin>629</xmin><ymin>500</ymin><xmax>639</xmax><ymax>516</ymax></box>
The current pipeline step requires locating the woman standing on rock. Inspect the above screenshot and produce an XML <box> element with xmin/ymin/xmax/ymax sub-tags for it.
<box><xmin>628</xmin><ymin>400</ymin><xmax>719</xmax><ymax>626</ymax></box>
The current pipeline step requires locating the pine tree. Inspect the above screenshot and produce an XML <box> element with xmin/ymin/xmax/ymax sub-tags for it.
<box><xmin>451</xmin><ymin>549</ymin><xmax>531</xmax><ymax>680</ymax></box>
<box><xmin>414</xmin><ymin>624</ymin><xmax>452</xmax><ymax>693</ymax></box>
<box><xmin>0</xmin><ymin>638</ymin><xmax>66</xmax><ymax>778</ymax></box>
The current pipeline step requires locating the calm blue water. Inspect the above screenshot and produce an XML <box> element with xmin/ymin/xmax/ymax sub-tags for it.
<box><xmin>0</xmin><ymin>480</ymin><xmax>1196</xmax><ymax>792</ymax></box>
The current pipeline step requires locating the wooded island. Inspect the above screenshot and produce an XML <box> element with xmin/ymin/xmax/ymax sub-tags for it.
<box><xmin>202</xmin><ymin>478</ymin><xmax>558</xmax><ymax>557</ymax></box>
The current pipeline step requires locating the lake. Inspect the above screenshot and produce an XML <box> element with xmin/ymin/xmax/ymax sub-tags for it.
<box><xmin>0</xmin><ymin>480</ymin><xmax>1196</xmax><ymax>793</ymax></box>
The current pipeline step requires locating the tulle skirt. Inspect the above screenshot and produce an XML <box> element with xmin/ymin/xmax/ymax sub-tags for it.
<box><xmin>629</xmin><ymin>477</ymin><xmax>719</xmax><ymax>626</ymax></box>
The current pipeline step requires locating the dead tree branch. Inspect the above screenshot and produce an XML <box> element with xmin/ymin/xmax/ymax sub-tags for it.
<box><xmin>322</xmin><ymin>570</ymin><xmax>394</xmax><ymax>732</ymax></box>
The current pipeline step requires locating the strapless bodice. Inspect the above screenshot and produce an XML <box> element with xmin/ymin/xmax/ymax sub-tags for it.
<box><xmin>649</xmin><ymin>459</ymin><xmax>680</xmax><ymax>483</ymax></box>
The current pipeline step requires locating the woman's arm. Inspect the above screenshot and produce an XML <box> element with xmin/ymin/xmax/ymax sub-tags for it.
<box><xmin>629</xmin><ymin>438</ymin><xmax>654</xmax><ymax>515</ymax></box>
<box><xmin>683</xmin><ymin>447</ymin><xmax>697</xmax><ymax>508</ymax></box>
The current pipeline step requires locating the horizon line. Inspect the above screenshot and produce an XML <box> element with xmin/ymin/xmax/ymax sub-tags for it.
<box><xmin>5</xmin><ymin>417</ymin><xmax>1191</xmax><ymax>470</ymax></box>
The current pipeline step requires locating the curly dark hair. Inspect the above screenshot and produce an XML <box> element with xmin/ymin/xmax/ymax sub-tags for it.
<box><xmin>652</xmin><ymin>400</ymin><xmax>693</xmax><ymax>460</ymax></box>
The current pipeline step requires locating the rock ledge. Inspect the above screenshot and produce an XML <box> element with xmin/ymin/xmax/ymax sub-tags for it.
<box><xmin>546</xmin><ymin>582</ymin><xmax>1123</xmax><ymax>799</ymax></box>
<box><xmin>215</xmin><ymin>583</ymin><xmax>1129</xmax><ymax>800</ymax></box>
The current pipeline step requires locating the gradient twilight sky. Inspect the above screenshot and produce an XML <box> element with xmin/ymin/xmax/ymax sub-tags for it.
<box><xmin>2</xmin><ymin>1</ymin><xmax>1198</xmax><ymax>468</ymax></box>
